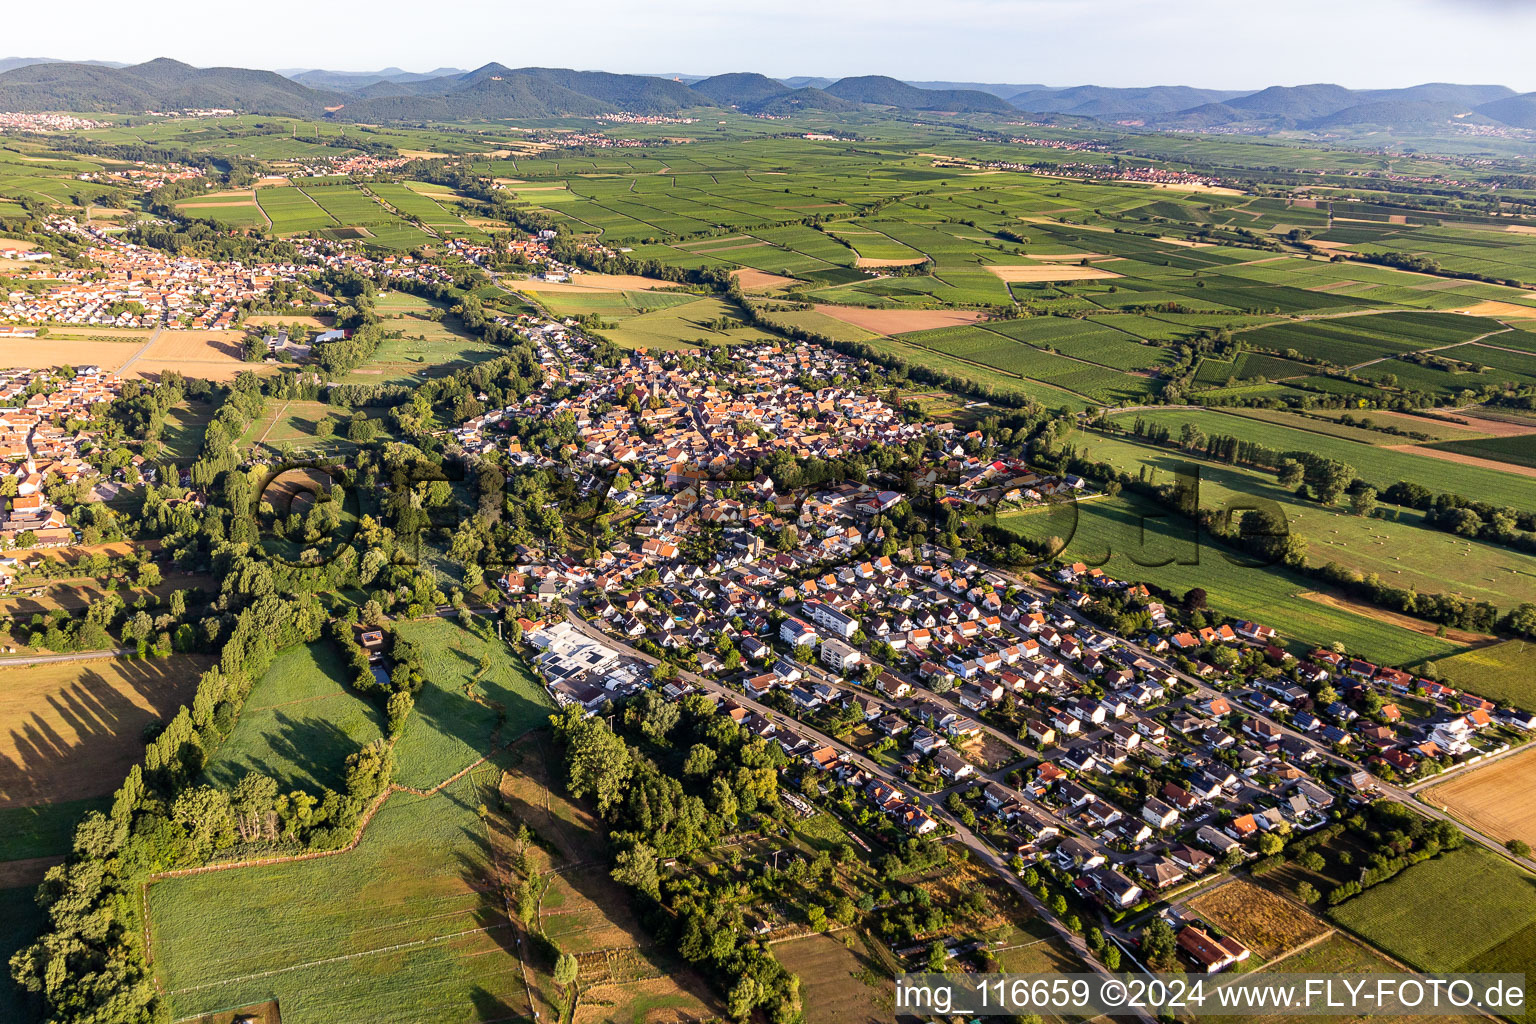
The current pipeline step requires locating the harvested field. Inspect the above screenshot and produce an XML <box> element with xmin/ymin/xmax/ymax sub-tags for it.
<box><xmin>985</xmin><ymin>264</ymin><xmax>1123</xmax><ymax>282</ymax></box>
<box><xmin>1424</xmin><ymin>745</ymin><xmax>1536</xmax><ymax>849</ymax></box>
<box><xmin>0</xmin><ymin>338</ymin><xmax>139</xmax><ymax>372</ymax></box>
<box><xmin>27</xmin><ymin>540</ymin><xmax>142</xmax><ymax>563</ymax></box>
<box><xmin>142</xmin><ymin>331</ymin><xmax>244</xmax><ymax>361</ymax></box>
<box><xmin>731</xmin><ymin>268</ymin><xmax>797</xmax><ymax>291</ymax></box>
<box><xmin>109</xmin><ymin>329</ymin><xmax>272</xmax><ymax>381</ymax></box>
<box><xmin>149</xmin><ymin>768</ymin><xmax>530</xmax><ymax>1024</ymax></box>
<box><xmin>1382</xmin><ymin>443</ymin><xmax>1536</xmax><ymax>479</ymax></box>
<box><xmin>854</xmin><ymin>256</ymin><xmax>928</xmax><ymax>267</ymax></box>
<box><xmin>1453</xmin><ymin>300</ymin><xmax>1536</xmax><ymax>318</ymax></box>
<box><xmin>1185</xmin><ymin>879</ymin><xmax>1329</xmax><ymax>960</ymax></box>
<box><xmin>0</xmin><ymin>239</ymin><xmax>38</xmax><ymax>252</ymax></box>
<box><xmin>0</xmin><ymin>572</ymin><xmax>211</xmax><ymax>619</ymax></box>
<box><xmin>813</xmin><ymin>304</ymin><xmax>983</xmax><ymax>334</ymax></box>
<box><xmin>1443</xmin><ymin>409</ymin><xmax>1536</xmax><ymax>437</ymax></box>
<box><xmin>243</xmin><ymin>314</ymin><xmax>335</xmax><ymax>331</ymax></box>
<box><xmin>513</xmin><ymin>273</ymin><xmax>681</xmax><ymax>293</ymax></box>
<box><xmin>0</xmin><ymin>655</ymin><xmax>211</xmax><ymax>807</ymax></box>
<box><xmin>1298</xmin><ymin>591</ymin><xmax>1490</xmax><ymax>644</ymax></box>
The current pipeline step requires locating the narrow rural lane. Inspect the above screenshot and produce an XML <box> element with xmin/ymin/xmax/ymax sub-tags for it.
<box><xmin>0</xmin><ymin>647</ymin><xmax>129</xmax><ymax>667</ymax></box>
<box><xmin>116</xmin><ymin>323</ymin><xmax>165</xmax><ymax>376</ymax></box>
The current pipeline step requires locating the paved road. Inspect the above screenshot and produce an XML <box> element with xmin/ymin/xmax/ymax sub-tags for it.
<box><xmin>561</xmin><ymin>609</ymin><xmax>1157</xmax><ymax>1021</ymax></box>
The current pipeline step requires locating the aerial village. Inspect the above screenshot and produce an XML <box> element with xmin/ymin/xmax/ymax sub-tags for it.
<box><xmin>0</xmin><ymin>219</ymin><xmax>304</xmax><ymax>331</ymax></box>
<box><xmin>447</xmin><ymin>307</ymin><xmax>1535</xmax><ymax>970</ymax></box>
<box><xmin>0</xmin><ymin>169</ymin><xmax>1528</xmax><ymax>974</ymax></box>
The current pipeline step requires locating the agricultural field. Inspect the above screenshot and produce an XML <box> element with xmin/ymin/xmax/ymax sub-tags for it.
<box><xmin>581</xmin><ymin>295</ymin><xmax>780</xmax><ymax>350</ymax></box>
<box><xmin>1057</xmin><ymin>426</ymin><xmax>1536</xmax><ymax>616</ymax></box>
<box><xmin>998</xmin><ymin>491</ymin><xmax>1459</xmax><ymax>665</ymax></box>
<box><xmin>342</xmin><ymin>291</ymin><xmax>502</xmax><ymax>384</ymax></box>
<box><xmin>1108</xmin><ymin>408</ymin><xmax>1536</xmax><ymax>510</ymax></box>
<box><xmin>127</xmin><ymin>329</ymin><xmax>255</xmax><ymax>381</ymax></box>
<box><xmin>1330</xmin><ymin>846</ymin><xmax>1536</xmax><ymax>979</ymax></box>
<box><xmin>894</xmin><ymin>323</ymin><xmax>1161</xmax><ymax>403</ymax></box>
<box><xmin>1423</xmin><ymin>745</ymin><xmax>1536</xmax><ymax>850</ymax></box>
<box><xmin>1183</xmin><ymin>879</ymin><xmax>1328</xmax><ymax>962</ymax></box>
<box><xmin>254</xmin><ymin>186</ymin><xmax>336</xmax><ymax>234</ymax></box>
<box><xmin>0</xmin><ymin>655</ymin><xmax>211</xmax><ymax>809</ymax></box>
<box><xmin>250</xmin><ymin>183</ymin><xmax>453</xmax><ymax>249</ymax></box>
<box><xmin>497</xmin><ymin>733</ymin><xmax>717</xmax><ymax>1024</ymax></box>
<box><xmin>0</xmin><ymin>327</ymin><xmax>268</xmax><ymax>383</ymax></box>
<box><xmin>1423</xmin><ymin>432</ymin><xmax>1536</xmax><ymax>471</ymax></box>
<box><xmin>158</xmin><ymin>400</ymin><xmax>215</xmax><ymax>459</ymax></box>
<box><xmin>387</xmin><ymin>619</ymin><xmax>551</xmax><ymax>790</ymax></box>
<box><xmin>1200</xmin><ymin>930</ymin><xmax>1470</xmax><ymax>1024</ymax></box>
<box><xmin>1419</xmin><ymin>640</ymin><xmax>1536</xmax><ymax>710</ymax></box>
<box><xmin>0</xmin><ymin>572</ymin><xmax>212</xmax><ymax>621</ymax></box>
<box><xmin>201</xmin><ymin>642</ymin><xmax>384</xmax><ymax>796</ymax></box>
<box><xmin>773</xmin><ymin>934</ymin><xmax>888</xmax><ymax>1024</ymax></box>
<box><xmin>148</xmin><ymin>767</ymin><xmax>528</xmax><ymax>1024</ymax></box>
<box><xmin>865</xmin><ymin>333</ymin><xmax>1094</xmax><ymax>408</ymax></box>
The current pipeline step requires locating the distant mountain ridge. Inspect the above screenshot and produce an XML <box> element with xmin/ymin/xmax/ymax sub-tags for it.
<box><xmin>0</xmin><ymin>57</ymin><xmax>338</xmax><ymax>114</ymax></box>
<box><xmin>0</xmin><ymin>56</ymin><xmax>126</xmax><ymax>74</ymax></box>
<box><xmin>0</xmin><ymin>59</ymin><xmax>1533</xmax><ymax>139</ymax></box>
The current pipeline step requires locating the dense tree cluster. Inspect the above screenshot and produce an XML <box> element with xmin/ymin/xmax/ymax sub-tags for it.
<box><xmin>548</xmin><ymin>701</ymin><xmax>802</xmax><ymax>1023</ymax></box>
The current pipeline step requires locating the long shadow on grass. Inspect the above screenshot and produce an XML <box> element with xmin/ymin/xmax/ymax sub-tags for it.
<box><xmin>0</xmin><ymin>659</ymin><xmax>203</xmax><ymax>808</ymax></box>
<box><xmin>468</xmin><ymin>986</ymin><xmax>521</xmax><ymax>1023</ymax></box>
<box><xmin>211</xmin><ymin>713</ymin><xmax>369</xmax><ymax>794</ymax></box>
<box><xmin>491</xmin><ymin>753</ymin><xmax>718</xmax><ymax>1013</ymax></box>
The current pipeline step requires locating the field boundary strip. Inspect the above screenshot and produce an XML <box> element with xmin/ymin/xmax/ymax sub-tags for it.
<box><xmin>141</xmin><ymin>750</ymin><xmax>491</xmax><ymax>976</ymax></box>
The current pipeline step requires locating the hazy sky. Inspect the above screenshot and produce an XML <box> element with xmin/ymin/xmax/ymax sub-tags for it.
<box><xmin>15</xmin><ymin>0</ymin><xmax>1536</xmax><ymax>92</ymax></box>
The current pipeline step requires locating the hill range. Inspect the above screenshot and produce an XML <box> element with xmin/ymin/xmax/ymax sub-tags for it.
<box><xmin>3</xmin><ymin>56</ymin><xmax>1536</xmax><ymax>133</ymax></box>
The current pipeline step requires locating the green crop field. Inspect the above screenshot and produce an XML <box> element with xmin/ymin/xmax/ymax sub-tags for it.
<box><xmin>148</xmin><ymin>768</ymin><xmax>526</xmax><ymax>1024</ymax></box>
<box><xmin>863</xmin><ymin>333</ymin><xmax>1097</xmax><ymax>409</ymax></box>
<box><xmin>1418</xmin><ymin>640</ymin><xmax>1536</xmax><ymax>710</ymax></box>
<box><xmin>255</xmin><ymin>186</ymin><xmax>336</xmax><ymax>234</ymax></box>
<box><xmin>896</xmin><ymin>324</ymin><xmax>1159</xmax><ymax>403</ymax></box>
<box><xmin>584</xmin><ymin>296</ymin><xmax>778</xmax><ymax>350</ymax></box>
<box><xmin>203</xmin><ymin>642</ymin><xmax>385</xmax><ymax>796</ymax></box>
<box><xmin>1233</xmin><ymin>311</ymin><xmax>1505</xmax><ymax>368</ymax></box>
<box><xmin>388</xmin><ymin>619</ymin><xmax>551</xmax><ymax>790</ymax></box>
<box><xmin>1330</xmin><ymin>847</ymin><xmax>1536</xmax><ymax>977</ymax></box>
<box><xmin>1424</xmin><ymin>432</ymin><xmax>1536</xmax><ymax>470</ymax></box>
<box><xmin>1109</xmin><ymin>408</ymin><xmax>1536</xmax><ymax>510</ymax></box>
<box><xmin>1058</xmin><ymin>426</ymin><xmax>1536</xmax><ymax>614</ymax></box>
<box><xmin>997</xmin><ymin>491</ymin><xmax>1459</xmax><ymax>665</ymax></box>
